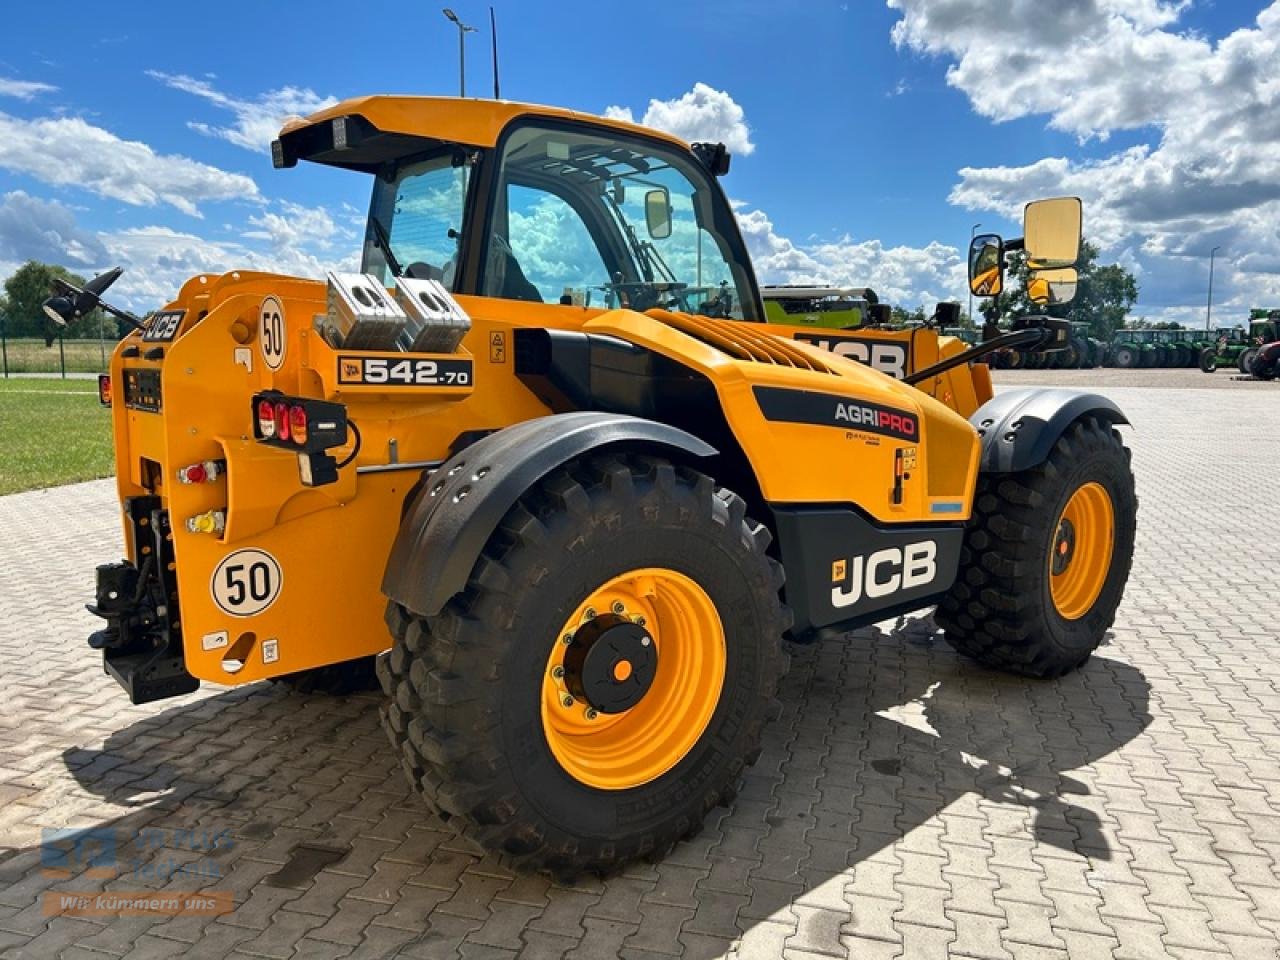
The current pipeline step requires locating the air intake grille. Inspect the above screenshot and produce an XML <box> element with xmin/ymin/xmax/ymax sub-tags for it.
<box><xmin>647</xmin><ymin>310</ymin><xmax>838</xmax><ymax>375</ymax></box>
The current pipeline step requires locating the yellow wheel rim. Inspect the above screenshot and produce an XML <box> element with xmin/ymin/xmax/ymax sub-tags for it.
<box><xmin>541</xmin><ymin>567</ymin><xmax>726</xmax><ymax>791</ymax></box>
<box><xmin>1049</xmin><ymin>481</ymin><xmax>1115</xmax><ymax>620</ymax></box>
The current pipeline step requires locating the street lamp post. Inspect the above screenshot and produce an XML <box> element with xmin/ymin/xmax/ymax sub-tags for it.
<box><xmin>1205</xmin><ymin>245</ymin><xmax>1221</xmax><ymax>331</ymax></box>
<box><xmin>443</xmin><ymin>8</ymin><xmax>478</xmax><ymax>97</ymax></box>
<box><xmin>969</xmin><ymin>222</ymin><xmax>982</xmax><ymax>324</ymax></box>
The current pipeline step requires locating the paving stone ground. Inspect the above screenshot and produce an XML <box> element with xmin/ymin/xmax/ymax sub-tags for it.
<box><xmin>2</xmin><ymin>383</ymin><xmax>1279</xmax><ymax>960</ymax></box>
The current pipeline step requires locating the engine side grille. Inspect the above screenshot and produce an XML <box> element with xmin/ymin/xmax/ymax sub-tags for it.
<box><xmin>647</xmin><ymin>309</ymin><xmax>838</xmax><ymax>375</ymax></box>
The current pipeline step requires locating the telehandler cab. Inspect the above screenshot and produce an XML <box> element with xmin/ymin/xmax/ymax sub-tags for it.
<box><xmin>70</xmin><ymin>97</ymin><xmax>1137</xmax><ymax>877</ymax></box>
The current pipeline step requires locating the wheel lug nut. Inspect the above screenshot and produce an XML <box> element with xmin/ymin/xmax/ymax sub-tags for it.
<box><xmin>585</xmin><ymin>709</ymin><xmax>598</xmax><ymax>721</ymax></box>
<box><xmin>562</xmin><ymin>695</ymin><xmax>574</xmax><ymax>708</ymax></box>
<box><xmin>611</xmin><ymin>601</ymin><xmax>625</xmax><ymax>615</ymax></box>
<box><xmin>552</xmin><ymin>666</ymin><xmax>565</xmax><ymax>679</ymax></box>
<box><xmin>634</xmin><ymin>615</ymin><xmax>646</xmax><ymax>627</ymax></box>
<box><xmin>584</xmin><ymin>607</ymin><xmax>596</xmax><ymax>620</ymax></box>
<box><xmin>562</xmin><ymin>633</ymin><xmax>574</xmax><ymax>645</ymax></box>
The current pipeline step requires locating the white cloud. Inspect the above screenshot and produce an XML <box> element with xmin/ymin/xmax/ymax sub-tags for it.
<box><xmin>0</xmin><ymin>111</ymin><xmax>260</xmax><ymax>217</ymax></box>
<box><xmin>0</xmin><ymin>191</ymin><xmax>108</xmax><ymax>268</ymax></box>
<box><xmin>0</xmin><ymin>190</ymin><xmax>356</xmax><ymax>311</ymax></box>
<box><xmin>148</xmin><ymin>71</ymin><xmax>337</xmax><ymax>152</ymax></box>
<box><xmin>0</xmin><ymin>77</ymin><xmax>56</xmax><ymax>100</ymax></box>
<box><xmin>889</xmin><ymin>0</ymin><xmax>1280</xmax><ymax>323</ymax></box>
<box><xmin>604</xmin><ymin>83</ymin><xmax>755</xmax><ymax>156</ymax></box>
<box><xmin>100</xmin><ymin>224</ymin><xmax>357</xmax><ymax>307</ymax></box>
<box><xmin>737</xmin><ymin>202</ymin><xmax>966</xmax><ymax>309</ymax></box>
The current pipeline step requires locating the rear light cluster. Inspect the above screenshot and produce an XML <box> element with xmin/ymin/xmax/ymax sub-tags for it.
<box><xmin>253</xmin><ymin>392</ymin><xmax>346</xmax><ymax>452</ymax></box>
<box><xmin>97</xmin><ymin>374</ymin><xmax>112</xmax><ymax>407</ymax></box>
<box><xmin>251</xmin><ymin>392</ymin><xmax>350</xmax><ymax>488</ymax></box>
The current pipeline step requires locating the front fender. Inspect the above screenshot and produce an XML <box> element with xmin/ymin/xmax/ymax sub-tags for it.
<box><xmin>382</xmin><ymin>412</ymin><xmax>716</xmax><ymax>617</ymax></box>
<box><xmin>972</xmin><ymin>388</ymin><xmax>1129</xmax><ymax>474</ymax></box>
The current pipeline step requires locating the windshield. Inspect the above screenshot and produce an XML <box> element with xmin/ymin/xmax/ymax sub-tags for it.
<box><xmin>363</xmin><ymin>148</ymin><xmax>473</xmax><ymax>286</ymax></box>
<box><xmin>480</xmin><ymin>121</ymin><xmax>757</xmax><ymax>319</ymax></box>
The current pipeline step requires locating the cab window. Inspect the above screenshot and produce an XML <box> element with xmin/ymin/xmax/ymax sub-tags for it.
<box><xmin>481</xmin><ymin>121</ymin><xmax>756</xmax><ymax>319</ymax></box>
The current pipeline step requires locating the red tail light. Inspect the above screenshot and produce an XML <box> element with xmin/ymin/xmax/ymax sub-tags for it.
<box><xmin>257</xmin><ymin>399</ymin><xmax>276</xmax><ymax>438</ymax></box>
<box><xmin>289</xmin><ymin>405</ymin><xmax>308</xmax><ymax>444</ymax></box>
<box><xmin>274</xmin><ymin>401</ymin><xmax>291</xmax><ymax>442</ymax></box>
<box><xmin>97</xmin><ymin>374</ymin><xmax>112</xmax><ymax>407</ymax></box>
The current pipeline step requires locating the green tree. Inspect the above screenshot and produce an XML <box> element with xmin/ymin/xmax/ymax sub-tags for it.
<box><xmin>980</xmin><ymin>241</ymin><xmax>1138</xmax><ymax>339</ymax></box>
<box><xmin>1</xmin><ymin>260</ymin><xmax>108</xmax><ymax>341</ymax></box>
<box><xmin>890</xmin><ymin>305</ymin><xmax>927</xmax><ymax>326</ymax></box>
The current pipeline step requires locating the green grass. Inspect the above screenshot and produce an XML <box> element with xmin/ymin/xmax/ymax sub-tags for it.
<box><xmin>1</xmin><ymin>337</ymin><xmax>118</xmax><ymax>374</ymax></box>
<box><xmin>0</xmin><ymin>378</ymin><xmax>115</xmax><ymax>495</ymax></box>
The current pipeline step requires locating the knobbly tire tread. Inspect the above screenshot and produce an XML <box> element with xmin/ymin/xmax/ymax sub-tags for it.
<box><xmin>272</xmin><ymin>656</ymin><xmax>380</xmax><ymax>695</ymax></box>
<box><xmin>378</xmin><ymin>452</ymin><xmax>790</xmax><ymax>877</ymax></box>
<box><xmin>935</xmin><ymin>416</ymin><xmax>1137</xmax><ymax>678</ymax></box>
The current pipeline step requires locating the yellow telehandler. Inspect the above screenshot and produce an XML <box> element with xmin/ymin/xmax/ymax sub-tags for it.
<box><xmin>59</xmin><ymin>97</ymin><xmax>1135</xmax><ymax>876</ymax></box>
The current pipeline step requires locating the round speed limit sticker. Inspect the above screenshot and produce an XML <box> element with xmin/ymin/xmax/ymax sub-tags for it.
<box><xmin>260</xmin><ymin>296</ymin><xmax>286</xmax><ymax>371</ymax></box>
<box><xmin>211</xmin><ymin>548</ymin><xmax>283</xmax><ymax>617</ymax></box>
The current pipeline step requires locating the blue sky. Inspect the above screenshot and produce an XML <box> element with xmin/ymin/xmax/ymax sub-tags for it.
<box><xmin>1</xmin><ymin>0</ymin><xmax>1277</xmax><ymax>322</ymax></box>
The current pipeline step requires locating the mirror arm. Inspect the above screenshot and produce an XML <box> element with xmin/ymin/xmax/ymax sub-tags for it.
<box><xmin>903</xmin><ymin>328</ymin><xmax>1043</xmax><ymax>386</ymax></box>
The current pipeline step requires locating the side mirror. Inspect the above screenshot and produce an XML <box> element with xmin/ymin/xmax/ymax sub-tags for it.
<box><xmin>645</xmin><ymin>188</ymin><xmax>672</xmax><ymax>240</ymax></box>
<box><xmin>968</xmin><ymin>234</ymin><xmax>1004</xmax><ymax>297</ymax></box>
<box><xmin>611</xmin><ymin>179</ymin><xmax>626</xmax><ymax>205</ymax></box>
<box><xmin>1027</xmin><ymin>266</ymin><xmax>1079</xmax><ymax>306</ymax></box>
<box><xmin>1024</xmin><ymin>197</ymin><xmax>1082</xmax><ymax>270</ymax></box>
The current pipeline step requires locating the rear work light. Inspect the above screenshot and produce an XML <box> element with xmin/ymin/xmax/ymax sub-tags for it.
<box><xmin>97</xmin><ymin>374</ymin><xmax>112</xmax><ymax>407</ymax></box>
<box><xmin>250</xmin><ymin>392</ymin><xmax>350</xmax><ymax>488</ymax></box>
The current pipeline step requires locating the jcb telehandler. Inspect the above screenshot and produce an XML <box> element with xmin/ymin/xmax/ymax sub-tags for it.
<box><xmin>62</xmin><ymin>97</ymin><xmax>1137</xmax><ymax>877</ymax></box>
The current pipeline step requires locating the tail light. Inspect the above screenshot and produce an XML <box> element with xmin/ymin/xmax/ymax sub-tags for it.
<box><xmin>250</xmin><ymin>392</ymin><xmax>349</xmax><ymax>487</ymax></box>
<box><xmin>257</xmin><ymin>399</ymin><xmax>276</xmax><ymax>439</ymax></box>
<box><xmin>289</xmin><ymin>405</ymin><xmax>308</xmax><ymax>445</ymax></box>
<box><xmin>273</xmin><ymin>401</ymin><xmax>291</xmax><ymax>442</ymax></box>
<box><xmin>97</xmin><ymin>374</ymin><xmax>112</xmax><ymax>407</ymax></box>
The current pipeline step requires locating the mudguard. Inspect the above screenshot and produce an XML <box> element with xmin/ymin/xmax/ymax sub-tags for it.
<box><xmin>382</xmin><ymin>411</ymin><xmax>716</xmax><ymax>617</ymax></box>
<box><xmin>972</xmin><ymin>388</ymin><xmax>1129</xmax><ymax>474</ymax></box>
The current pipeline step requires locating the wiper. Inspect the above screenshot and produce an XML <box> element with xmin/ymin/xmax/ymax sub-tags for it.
<box><xmin>369</xmin><ymin>216</ymin><xmax>402</xmax><ymax>278</ymax></box>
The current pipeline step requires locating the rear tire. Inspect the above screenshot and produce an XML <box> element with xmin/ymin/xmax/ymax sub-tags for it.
<box><xmin>378</xmin><ymin>453</ymin><xmax>790</xmax><ymax>877</ymax></box>
<box><xmin>272</xmin><ymin>656</ymin><xmax>380</xmax><ymax>695</ymax></box>
<box><xmin>1113</xmin><ymin>347</ymin><xmax>1135</xmax><ymax>369</ymax></box>
<box><xmin>935</xmin><ymin>416</ymin><xmax>1136</xmax><ymax>678</ymax></box>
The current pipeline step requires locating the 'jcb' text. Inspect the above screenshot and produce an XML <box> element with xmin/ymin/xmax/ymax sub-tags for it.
<box><xmin>831</xmin><ymin>542</ymin><xmax>938</xmax><ymax>609</ymax></box>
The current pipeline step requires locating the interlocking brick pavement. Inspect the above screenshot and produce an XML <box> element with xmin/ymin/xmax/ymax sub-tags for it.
<box><xmin>2</xmin><ymin>384</ymin><xmax>1279</xmax><ymax>959</ymax></box>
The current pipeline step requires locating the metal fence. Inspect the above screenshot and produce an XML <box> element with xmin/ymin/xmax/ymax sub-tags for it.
<box><xmin>0</xmin><ymin>319</ymin><xmax>120</xmax><ymax>377</ymax></box>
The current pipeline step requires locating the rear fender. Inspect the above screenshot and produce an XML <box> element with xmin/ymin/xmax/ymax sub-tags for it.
<box><xmin>972</xmin><ymin>388</ymin><xmax>1129</xmax><ymax>474</ymax></box>
<box><xmin>382</xmin><ymin>412</ymin><xmax>716</xmax><ymax>617</ymax></box>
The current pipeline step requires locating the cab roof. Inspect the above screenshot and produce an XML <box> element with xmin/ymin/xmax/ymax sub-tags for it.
<box><xmin>273</xmin><ymin>95</ymin><xmax>689</xmax><ymax>172</ymax></box>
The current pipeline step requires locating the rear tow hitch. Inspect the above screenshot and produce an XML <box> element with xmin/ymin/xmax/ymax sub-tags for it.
<box><xmin>87</xmin><ymin>497</ymin><xmax>199</xmax><ymax>704</ymax></box>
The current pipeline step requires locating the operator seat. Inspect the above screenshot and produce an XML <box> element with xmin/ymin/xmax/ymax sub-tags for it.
<box><xmin>487</xmin><ymin>234</ymin><xmax>542</xmax><ymax>303</ymax></box>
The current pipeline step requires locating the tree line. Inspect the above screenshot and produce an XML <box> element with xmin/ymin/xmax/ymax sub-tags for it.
<box><xmin>0</xmin><ymin>260</ymin><xmax>122</xmax><ymax>343</ymax></box>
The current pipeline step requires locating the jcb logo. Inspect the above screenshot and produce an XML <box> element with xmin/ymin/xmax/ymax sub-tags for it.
<box><xmin>831</xmin><ymin>541</ymin><xmax>938</xmax><ymax>609</ymax></box>
<box><xmin>794</xmin><ymin>334</ymin><xmax>909</xmax><ymax>379</ymax></box>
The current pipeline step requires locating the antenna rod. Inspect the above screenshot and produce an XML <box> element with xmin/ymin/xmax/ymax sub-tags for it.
<box><xmin>490</xmin><ymin>7</ymin><xmax>500</xmax><ymax>99</ymax></box>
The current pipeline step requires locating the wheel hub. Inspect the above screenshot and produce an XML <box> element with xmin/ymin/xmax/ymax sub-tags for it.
<box><xmin>1052</xmin><ymin>518</ymin><xmax>1077</xmax><ymax>575</ymax></box>
<box><xmin>563</xmin><ymin>614</ymin><xmax>657</xmax><ymax>714</ymax></box>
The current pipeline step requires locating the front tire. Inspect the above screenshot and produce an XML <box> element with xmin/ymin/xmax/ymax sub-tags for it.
<box><xmin>1199</xmin><ymin>348</ymin><xmax>1218</xmax><ymax>373</ymax></box>
<box><xmin>378</xmin><ymin>453</ymin><xmax>790</xmax><ymax>877</ymax></box>
<box><xmin>936</xmin><ymin>416</ymin><xmax>1136</xmax><ymax>678</ymax></box>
